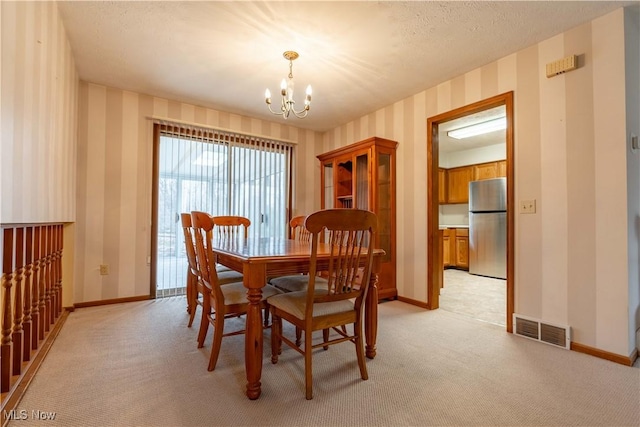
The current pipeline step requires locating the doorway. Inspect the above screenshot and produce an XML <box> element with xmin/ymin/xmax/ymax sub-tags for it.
<box><xmin>426</xmin><ymin>92</ymin><xmax>515</xmax><ymax>332</ymax></box>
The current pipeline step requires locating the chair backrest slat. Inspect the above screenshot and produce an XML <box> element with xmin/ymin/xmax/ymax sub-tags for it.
<box><xmin>304</xmin><ymin>209</ymin><xmax>377</xmax><ymax>314</ymax></box>
<box><xmin>212</xmin><ymin>216</ymin><xmax>251</xmax><ymax>240</ymax></box>
<box><xmin>290</xmin><ymin>215</ymin><xmax>311</xmax><ymax>242</ymax></box>
<box><xmin>191</xmin><ymin>211</ymin><xmax>223</xmax><ymax>301</ymax></box>
<box><xmin>181</xmin><ymin>213</ymin><xmax>198</xmax><ymax>274</ymax></box>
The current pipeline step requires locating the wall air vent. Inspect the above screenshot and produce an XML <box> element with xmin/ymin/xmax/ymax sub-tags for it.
<box><xmin>513</xmin><ymin>314</ymin><xmax>570</xmax><ymax>350</ymax></box>
<box><xmin>515</xmin><ymin>316</ymin><xmax>539</xmax><ymax>340</ymax></box>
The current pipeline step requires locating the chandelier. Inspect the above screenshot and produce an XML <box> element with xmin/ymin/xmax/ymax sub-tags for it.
<box><xmin>265</xmin><ymin>51</ymin><xmax>312</xmax><ymax>119</ymax></box>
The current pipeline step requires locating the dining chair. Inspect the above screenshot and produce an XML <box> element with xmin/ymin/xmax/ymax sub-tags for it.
<box><xmin>268</xmin><ymin>208</ymin><xmax>377</xmax><ymax>399</ymax></box>
<box><xmin>191</xmin><ymin>211</ymin><xmax>282</xmax><ymax>371</ymax></box>
<box><xmin>181</xmin><ymin>213</ymin><xmax>243</xmax><ymax>329</ymax></box>
<box><xmin>209</xmin><ymin>215</ymin><xmax>250</xmax><ymax>276</ymax></box>
<box><xmin>211</xmin><ymin>215</ymin><xmax>251</xmax><ymax>240</ymax></box>
<box><xmin>268</xmin><ymin>215</ymin><xmax>329</xmax><ymax>345</ymax></box>
<box><xmin>269</xmin><ymin>215</ymin><xmax>327</xmax><ymax>293</ymax></box>
<box><xmin>289</xmin><ymin>215</ymin><xmax>310</xmax><ymax>241</ymax></box>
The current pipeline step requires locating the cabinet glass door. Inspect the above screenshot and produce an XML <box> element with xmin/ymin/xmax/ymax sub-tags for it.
<box><xmin>323</xmin><ymin>162</ymin><xmax>334</xmax><ymax>209</ymax></box>
<box><xmin>355</xmin><ymin>153</ymin><xmax>369</xmax><ymax>210</ymax></box>
<box><xmin>377</xmin><ymin>153</ymin><xmax>392</xmax><ymax>262</ymax></box>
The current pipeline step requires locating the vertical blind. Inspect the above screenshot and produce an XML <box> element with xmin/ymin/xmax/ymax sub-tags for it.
<box><xmin>153</xmin><ymin>122</ymin><xmax>293</xmax><ymax>297</ymax></box>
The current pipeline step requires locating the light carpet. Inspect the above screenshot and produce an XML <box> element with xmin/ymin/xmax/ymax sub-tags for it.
<box><xmin>8</xmin><ymin>297</ymin><xmax>640</xmax><ymax>426</ymax></box>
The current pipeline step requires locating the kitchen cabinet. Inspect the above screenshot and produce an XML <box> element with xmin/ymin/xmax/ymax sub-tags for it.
<box><xmin>442</xmin><ymin>228</ymin><xmax>451</xmax><ymax>267</ymax></box>
<box><xmin>446</xmin><ymin>166</ymin><xmax>473</xmax><ymax>204</ymax></box>
<box><xmin>474</xmin><ymin>162</ymin><xmax>499</xmax><ymax>180</ymax></box>
<box><xmin>454</xmin><ymin>228</ymin><xmax>469</xmax><ymax>269</ymax></box>
<box><xmin>440</xmin><ymin>160</ymin><xmax>506</xmax><ymax>204</ymax></box>
<box><xmin>442</xmin><ymin>227</ymin><xmax>469</xmax><ymax>271</ymax></box>
<box><xmin>498</xmin><ymin>160</ymin><xmax>507</xmax><ymax>177</ymax></box>
<box><xmin>473</xmin><ymin>161</ymin><xmax>507</xmax><ymax>180</ymax></box>
<box><xmin>318</xmin><ymin>136</ymin><xmax>398</xmax><ymax>300</ymax></box>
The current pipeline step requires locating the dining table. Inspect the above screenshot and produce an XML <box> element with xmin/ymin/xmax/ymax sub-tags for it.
<box><xmin>211</xmin><ymin>236</ymin><xmax>384</xmax><ymax>400</ymax></box>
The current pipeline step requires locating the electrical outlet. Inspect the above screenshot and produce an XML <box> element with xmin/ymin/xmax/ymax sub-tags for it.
<box><xmin>520</xmin><ymin>199</ymin><xmax>536</xmax><ymax>214</ymax></box>
<box><xmin>99</xmin><ymin>264</ymin><xmax>109</xmax><ymax>275</ymax></box>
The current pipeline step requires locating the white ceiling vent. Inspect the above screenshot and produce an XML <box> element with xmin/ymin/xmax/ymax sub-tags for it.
<box><xmin>513</xmin><ymin>314</ymin><xmax>571</xmax><ymax>350</ymax></box>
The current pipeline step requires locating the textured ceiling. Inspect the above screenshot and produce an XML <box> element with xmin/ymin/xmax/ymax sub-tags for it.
<box><xmin>57</xmin><ymin>1</ymin><xmax>635</xmax><ymax>132</ymax></box>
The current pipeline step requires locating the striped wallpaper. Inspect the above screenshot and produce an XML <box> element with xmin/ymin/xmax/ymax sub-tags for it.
<box><xmin>75</xmin><ymin>83</ymin><xmax>323</xmax><ymax>304</ymax></box>
<box><xmin>321</xmin><ymin>8</ymin><xmax>638</xmax><ymax>358</ymax></box>
<box><xmin>4</xmin><ymin>2</ymin><xmax>638</xmax><ymax>359</ymax></box>
<box><xmin>1</xmin><ymin>1</ymin><xmax>78</xmax><ymax>223</ymax></box>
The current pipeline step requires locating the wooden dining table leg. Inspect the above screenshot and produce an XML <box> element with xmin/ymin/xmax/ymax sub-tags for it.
<box><xmin>365</xmin><ymin>256</ymin><xmax>380</xmax><ymax>359</ymax></box>
<box><xmin>244</xmin><ymin>264</ymin><xmax>265</xmax><ymax>400</ymax></box>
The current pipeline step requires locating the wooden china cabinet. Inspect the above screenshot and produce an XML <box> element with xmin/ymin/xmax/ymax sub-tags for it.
<box><xmin>317</xmin><ymin>137</ymin><xmax>398</xmax><ymax>300</ymax></box>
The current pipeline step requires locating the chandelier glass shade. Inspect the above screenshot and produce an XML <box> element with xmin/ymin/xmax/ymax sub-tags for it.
<box><xmin>265</xmin><ymin>51</ymin><xmax>312</xmax><ymax>119</ymax></box>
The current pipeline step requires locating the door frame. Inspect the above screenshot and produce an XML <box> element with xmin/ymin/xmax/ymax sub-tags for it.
<box><xmin>426</xmin><ymin>91</ymin><xmax>515</xmax><ymax>332</ymax></box>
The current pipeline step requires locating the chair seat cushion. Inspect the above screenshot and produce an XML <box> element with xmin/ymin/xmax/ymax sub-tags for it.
<box><xmin>221</xmin><ymin>282</ymin><xmax>282</xmax><ymax>306</ymax></box>
<box><xmin>217</xmin><ymin>269</ymin><xmax>243</xmax><ymax>285</ymax></box>
<box><xmin>268</xmin><ymin>290</ymin><xmax>354</xmax><ymax>320</ymax></box>
<box><xmin>269</xmin><ymin>275</ymin><xmax>328</xmax><ymax>293</ymax></box>
<box><xmin>216</xmin><ymin>264</ymin><xmax>233</xmax><ymax>273</ymax></box>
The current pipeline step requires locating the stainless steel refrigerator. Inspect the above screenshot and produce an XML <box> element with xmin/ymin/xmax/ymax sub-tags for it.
<box><xmin>469</xmin><ymin>177</ymin><xmax>507</xmax><ymax>279</ymax></box>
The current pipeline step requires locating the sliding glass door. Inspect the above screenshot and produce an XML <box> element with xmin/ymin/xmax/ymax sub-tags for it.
<box><xmin>152</xmin><ymin>123</ymin><xmax>292</xmax><ymax>298</ymax></box>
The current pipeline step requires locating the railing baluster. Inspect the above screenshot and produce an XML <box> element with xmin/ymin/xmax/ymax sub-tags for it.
<box><xmin>52</xmin><ymin>225</ymin><xmax>58</xmax><ymax>317</ymax></box>
<box><xmin>58</xmin><ymin>224</ymin><xmax>64</xmax><ymax>315</ymax></box>
<box><xmin>1</xmin><ymin>223</ymin><xmax>65</xmax><ymax>399</ymax></box>
<box><xmin>55</xmin><ymin>224</ymin><xmax>63</xmax><ymax>317</ymax></box>
<box><xmin>38</xmin><ymin>225</ymin><xmax>46</xmax><ymax>340</ymax></box>
<box><xmin>49</xmin><ymin>225</ymin><xmax>58</xmax><ymax>325</ymax></box>
<box><xmin>32</xmin><ymin>226</ymin><xmax>41</xmax><ymax>348</ymax></box>
<box><xmin>47</xmin><ymin>226</ymin><xmax>54</xmax><ymax>323</ymax></box>
<box><xmin>52</xmin><ymin>226</ymin><xmax>59</xmax><ymax>317</ymax></box>
<box><xmin>44</xmin><ymin>225</ymin><xmax>52</xmax><ymax>330</ymax></box>
<box><xmin>2</xmin><ymin>228</ymin><xmax>14</xmax><ymax>393</ymax></box>
<box><xmin>12</xmin><ymin>227</ymin><xmax>24</xmax><ymax>375</ymax></box>
<box><xmin>23</xmin><ymin>226</ymin><xmax>33</xmax><ymax>361</ymax></box>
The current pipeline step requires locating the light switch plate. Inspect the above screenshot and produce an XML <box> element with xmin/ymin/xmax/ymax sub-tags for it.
<box><xmin>520</xmin><ymin>200</ymin><xmax>536</xmax><ymax>214</ymax></box>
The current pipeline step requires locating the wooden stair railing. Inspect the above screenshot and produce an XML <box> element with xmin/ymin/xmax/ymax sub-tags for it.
<box><xmin>1</xmin><ymin>223</ymin><xmax>66</xmax><ymax>412</ymax></box>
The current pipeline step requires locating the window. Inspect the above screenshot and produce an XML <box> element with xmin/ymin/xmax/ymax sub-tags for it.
<box><xmin>152</xmin><ymin>123</ymin><xmax>293</xmax><ymax>297</ymax></box>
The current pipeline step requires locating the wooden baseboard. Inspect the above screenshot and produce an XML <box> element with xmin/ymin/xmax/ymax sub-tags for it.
<box><xmin>73</xmin><ymin>295</ymin><xmax>151</xmax><ymax>308</ymax></box>
<box><xmin>1</xmin><ymin>310</ymin><xmax>70</xmax><ymax>427</ymax></box>
<box><xmin>571</xmin><ymin>341</ymin><xmax>638</xmax><ymax>366</ymax></box>
<box><xmin>396</xmin><ymin>295</ymin><xmax>429</xmax><ymax>309</ymax></box>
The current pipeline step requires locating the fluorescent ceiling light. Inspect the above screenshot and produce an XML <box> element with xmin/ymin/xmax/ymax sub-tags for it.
<box><xmin>447</xmin><ymin>117</ymin><xmax>506</xmax><ymax>139</ymax></box>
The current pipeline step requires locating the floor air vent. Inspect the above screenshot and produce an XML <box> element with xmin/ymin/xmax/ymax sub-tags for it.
<box><xmin>513</xmin><ymin>314</ymin><xmax>570</xmax><ymax>349</ymax></box>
